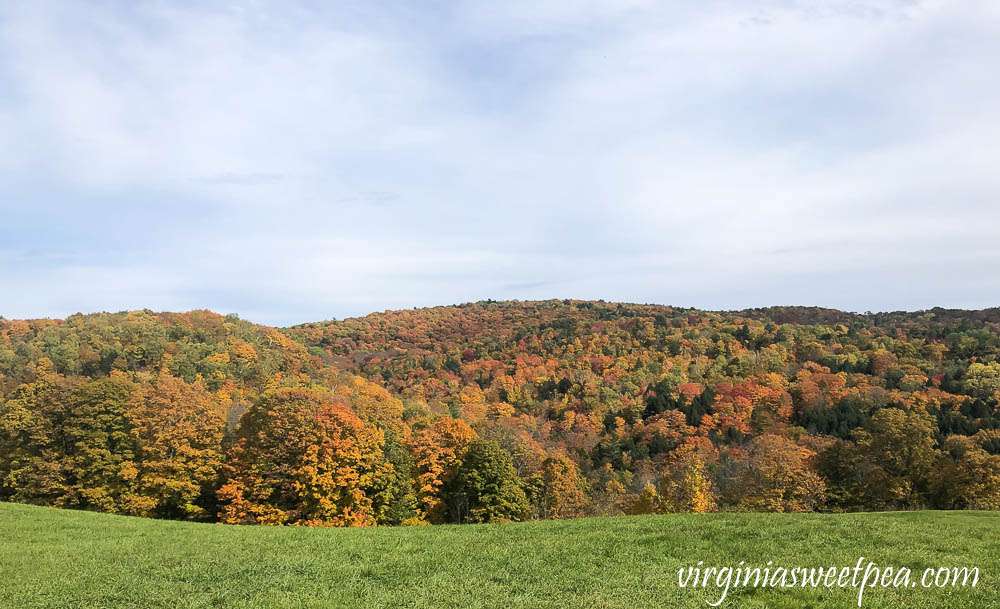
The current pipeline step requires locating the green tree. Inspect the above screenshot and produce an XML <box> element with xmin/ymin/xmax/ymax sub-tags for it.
<box><xmin>378</xmin><ymin>428</ymin><xmax>421</xmax><ymax>525</ymax></box>
<box><xmin>444</xmin><ymin>440</ymin><xmax>529</xmax><ymax>523</ymax></box>
<box><xmin>963</xmin><ymin>362</ymin><xmax>1000</xmax><ymax>401</ymax></box>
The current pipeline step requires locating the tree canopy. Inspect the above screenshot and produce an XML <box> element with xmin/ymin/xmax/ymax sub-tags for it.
<box><xmin>2</xmin><ymin>300</ymin><xmax>1000</xmax><ymax>525</ymax></box>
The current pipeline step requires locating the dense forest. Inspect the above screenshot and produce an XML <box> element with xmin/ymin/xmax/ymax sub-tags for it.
<box><xmin>2</xmin><ymin>300</ymin><xmax>999</xmax><ymax>526</ymax></box>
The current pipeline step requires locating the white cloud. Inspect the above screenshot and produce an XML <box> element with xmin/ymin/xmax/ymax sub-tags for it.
<box><xmin>1</xmin><ymin>0</ymin><xmax>998</xmax><ymax>324</ymax></box>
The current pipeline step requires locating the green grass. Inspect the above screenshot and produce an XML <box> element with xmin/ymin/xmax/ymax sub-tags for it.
<box><xmin>1</xmin><ymin>502</ymin><xmax>996</xmax><ymax>609</ymax></box>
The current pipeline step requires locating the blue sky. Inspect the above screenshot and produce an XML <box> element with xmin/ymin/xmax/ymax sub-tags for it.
<box><xmin>1</xmin><ymin>1</ymin><xmax>999</xmax><ymax>325</ymax></box>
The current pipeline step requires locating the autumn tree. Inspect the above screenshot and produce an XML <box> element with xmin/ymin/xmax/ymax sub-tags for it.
<box><xmin>659</xmin><ymin>442</ymin><xmax>717</xmax><ymax>513</ymax></box>
<box><xmin>820</xmin><ymin>407</ymin><xmax>940</xmax><ymax>511</ymax></box>
<box><xmin>127</xmin><ymin>373</ymin><xmax>226</xmax><ymax>519</ymax></box>
<box><xmin>932</xmin><ymin>435</ymin><xmax>1000</xmax><ymax>510</ymax></box>
<box><xmin>217</xmin><ymin>387</ymin><xmax>393</xmax><ymax>526</ymax></box>
<box><xmin>57</xmin><ymin>374</ymin><xmax>143</xmax><ymax>512</ymax></box>
<box><xmin>624</xmin><ymin>483</ymin><xmax>663</xmax><ymax>515</ymax></box>
<box><xmin>852</xmin><ymin>408</ymin><xmax>939</xmax><ymax>510</ymax></box>
<box><xmin>723</xmin><ymin>434</ymin><xmax>825</xmax><ymax>512</ymax></box>
<box><xmin>334</xmin><ymin>375</ymin><xmax>405</xmax><ymax>432</ymax></box>
<box><xmin>409</xmin><ymin>416</ymin><xmax>477</xmax><ymax>523</ymax></box>
<box><xmin>536</xmin><ymin>454</ymin><xmax>587</xmax><ymax>519</ymax></box>
<box><xmin>0</xmin><ymin>362</ymin><xmax>75</xmax><ymax>505</ymax></box>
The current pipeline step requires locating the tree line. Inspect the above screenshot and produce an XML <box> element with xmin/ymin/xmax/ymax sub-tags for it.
<box><xmin>1</xmin><ymin>302</ymin><xmax>999</xmax><ymax>525</ymax></box>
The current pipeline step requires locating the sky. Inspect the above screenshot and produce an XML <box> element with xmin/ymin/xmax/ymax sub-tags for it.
<box><xmin>1</xmin><ymin>0</ymin><xmax>999</xmax><ymax>326</ymax></box>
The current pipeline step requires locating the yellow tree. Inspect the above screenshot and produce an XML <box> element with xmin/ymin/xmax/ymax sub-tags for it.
<box><xmin>934</xmin><ymin>435</ymin><xmax>1000</xmax><ymax>510</ymax></box>
<box><xmin>852</xmin><ymin>407</ymin><xmax>939</xmax><ymax>509</ymax></box>
<box><xmin>408</xmin><ymin>417</ymin><xmax>477</xmax><ymax>523</ymax></box>
<box><xmin>127</xmin><ymin>372</ymin><xmax>226</xmax><ymax>519</ymax></box>
<box><xmin>725</xmin><ymin>434</ymin><xmax>825</xmax><ymax>512</ymax></box>
<box><xmin>334</xmin><ymin>375</ymin><xmax>405</xmax><ymax>432</ymax></box>
<box><xmin>660</xmin><ymin>442</ymin><xmax>717</xmax><ymax>513</ymax></box>
<box><xmin>539</xmin><ymin>454</ymin><xmax>587</xmax><ymax>519</ymax></box>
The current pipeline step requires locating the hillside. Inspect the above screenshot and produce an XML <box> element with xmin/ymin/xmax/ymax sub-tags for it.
<box><xmin>1</xmin><ymin>502</ymin><xmax>996</xmax><ymax>609</ymax></box>
<box><xmin>2</xmin><ymin>300</ymin><xmax>1000</xmax><ymax>526</ymax></box>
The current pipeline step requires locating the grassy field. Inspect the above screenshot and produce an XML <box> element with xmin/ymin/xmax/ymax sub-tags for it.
<box><xmin>0</xmin><ymin>502</ymin><xmax>996</xmax><ymax>609</ymax></box>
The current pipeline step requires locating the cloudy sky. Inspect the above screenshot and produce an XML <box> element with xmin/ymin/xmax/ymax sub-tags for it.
<box><xmin>1</xmin><ymin>1</ymin><xmax>998</xmax><ymax>325</ymax></box>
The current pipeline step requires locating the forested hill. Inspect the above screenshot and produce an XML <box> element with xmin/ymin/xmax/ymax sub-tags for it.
<box><xmin>2</xmin><ymin>300</ymin><xmax>1000</xmax><ymax>526</ymax></box>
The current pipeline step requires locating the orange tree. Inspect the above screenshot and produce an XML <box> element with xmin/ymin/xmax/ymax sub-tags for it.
<box><xmin>218</xmin><ymin>387</ymin><xmax>393</xmax><ymax>526</ymax></box>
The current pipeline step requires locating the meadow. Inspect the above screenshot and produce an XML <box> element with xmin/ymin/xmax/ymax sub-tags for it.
<box><xmin>1</xmin><ymin>502</ymin><xmax>996</xmax><ymax>609</ymax></box>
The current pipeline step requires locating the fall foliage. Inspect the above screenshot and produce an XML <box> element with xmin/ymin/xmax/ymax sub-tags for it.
<box><xmin>2</xmin><ymin>300</ymin><xmax>1000</xmax><ymax>525</ymax></box>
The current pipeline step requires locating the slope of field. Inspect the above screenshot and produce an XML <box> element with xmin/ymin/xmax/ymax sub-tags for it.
<box><xmin>1</xmin><ymin>502</ymin><xmax>996</xmax><ymax>609</ymax></box>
